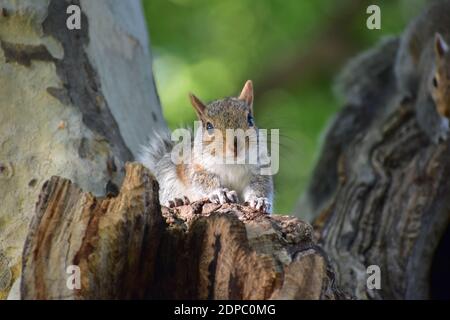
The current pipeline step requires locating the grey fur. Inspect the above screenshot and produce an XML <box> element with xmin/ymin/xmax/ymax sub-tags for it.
<box><xmin>335</xmin><ymin>36</ymin><xmax>400</xmax><ymax>106</ymax></box>
<box><xmin>138</xmin><ymin>130</ymin><xmax>173</xmax><ymax>174</ymax></box>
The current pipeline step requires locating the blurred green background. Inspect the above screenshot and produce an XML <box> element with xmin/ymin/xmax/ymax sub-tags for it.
<box><xmin>142</xmin><ymin>0</ymin><xmax>425</xmax><ymax>214</ymax></box>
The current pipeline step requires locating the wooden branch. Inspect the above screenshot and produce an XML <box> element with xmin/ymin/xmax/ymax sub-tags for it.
<box><xmin>21</xmin><ymin>163</ymin><xmax>348</xmax><ymax>300</ymax></box>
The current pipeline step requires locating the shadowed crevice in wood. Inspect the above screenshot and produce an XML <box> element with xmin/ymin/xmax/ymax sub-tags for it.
<box><xmin>430</xmin><ymin>224</ymin><xmax>450</xmax><ymax>299</ymax></box>
<box><xmin>207</xmin><ymin>234</ymin><xmax>221</xmax><ymax>300</ymax></box>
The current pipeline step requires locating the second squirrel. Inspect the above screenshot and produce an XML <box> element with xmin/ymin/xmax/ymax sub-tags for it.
<box><xmin>395</xmin><ymin>0</ymin><xmax>450</xmax><ymax>143</ymax></box>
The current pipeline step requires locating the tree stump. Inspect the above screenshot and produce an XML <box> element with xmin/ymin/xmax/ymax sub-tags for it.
<box><xmin>20</xmin><ymin>163</ymin><xmax>348</xmax><ymax>300</ymax></box>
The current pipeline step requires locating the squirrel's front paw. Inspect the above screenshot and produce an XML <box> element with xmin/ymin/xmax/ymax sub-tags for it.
<box><xmin>430</xmin><ymin>117</ymin><xmax>450</xmax><ymax>144</ymax></box>
<box><xmin>166</xmin><ymin>196</ymin><xmax>190</xmax><ymax>208</ymax></box>
<box><xmin>246</xmin><ymin>196</ymin><xmax>271</xmax><ymax>213</ymax></box>
<box><xmin>208</xmin><ymin>188</ymin><xmax>238</xmax><ymax>204</ymax></box>
<box><xmin>437</xmin><ymin>117</ymin><xmax>449</xmax><ymax>143</ymax></box>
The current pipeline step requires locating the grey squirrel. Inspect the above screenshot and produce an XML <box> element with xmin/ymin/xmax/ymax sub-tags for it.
<box><xmin>394</xmin><ymin>0</ymin><xmax>450</xmax><ymax>143</ymax></box>
<box><xmin>337</xmin><ymin>0</ymin><xmax>450</xmax><ymax>144</ymax></box>
<box><xmin>138</xmin><ymin>81</ymin><xmax>274</xmax><ymax>213</ymax></box>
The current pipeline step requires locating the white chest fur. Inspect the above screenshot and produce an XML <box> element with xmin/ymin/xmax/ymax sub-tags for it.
<box><xmin>209</xmin><ymin>163</ymin><xmax>253</xmax><ymax>197</ymax></box>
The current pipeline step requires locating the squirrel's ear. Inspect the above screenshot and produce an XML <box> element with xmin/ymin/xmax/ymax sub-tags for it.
<box><xmin>435</xmin><ymin>33</ymin><xmax>449</xmax><ymax>58</ymax></box>
<box><xmin>239</xmin><ymin>80</ymin><xmax>254</xmax><ymax>111</ymax></box>
<box><xmin>189</xmin><ymin>93</ymin><xmax>206</xmax><ymax>118</ymax></box>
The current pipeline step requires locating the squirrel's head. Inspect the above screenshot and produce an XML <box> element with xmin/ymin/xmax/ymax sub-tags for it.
<box><xmin>431</xmin><ymin>33</ymin><xmax>450</xmax><ymax>117</ymax></box>
<box><xmin>189</xmin><ymin>80</ymin><xmax>258</xmax><ymax>161</ymax></box>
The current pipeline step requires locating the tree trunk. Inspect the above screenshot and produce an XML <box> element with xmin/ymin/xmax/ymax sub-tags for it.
<box><xmin>0</xmin><ymin>0</ymin><xmax>166</xmax><ymax>299</ymax></box>
<box><xmin>20</xmin><ymin>162</ymin><xmax>347</xmax><ymax>300</ymax></box>
<box><xmin>298</xmin><ymin>38</ymin><xmax>450</xmax><ymax>299</ymax></box>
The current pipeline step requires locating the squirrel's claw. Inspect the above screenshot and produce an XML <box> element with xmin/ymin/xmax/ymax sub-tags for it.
<box><xmin>247</xmin><ymin>196</ymin><xmax>271</xmax><ymax>213</ymax></box>
<box><xmin>167</xmin><ymin>196</ymin><xmax>190</xmax><ymax>208</ymax></box>
<box><xmin>208</xmin><ymin>188</ymin><xmax>238</xmax><ymax>205</ymax></box>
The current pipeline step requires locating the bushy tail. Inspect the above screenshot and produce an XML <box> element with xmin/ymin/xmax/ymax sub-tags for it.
<box><xmin>137</xmin><ymin>130</ymin><xmax>174</xmax><ymax>174</ymax></box>
<box><xmin>334</xmin><ymin>36</ymin><xmax>400</xmax><ymax>105</ymax></box>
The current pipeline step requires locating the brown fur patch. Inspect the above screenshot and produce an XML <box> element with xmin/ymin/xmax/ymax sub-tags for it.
<box><xmin>176</xmin><ymin>164</ymin><xmax>189</xmax><ymax>186</ymax></box>
<box><xmin>194</xmin><ymin>164</ymin><xmax>204</xmax><ymax>172</ymax></box>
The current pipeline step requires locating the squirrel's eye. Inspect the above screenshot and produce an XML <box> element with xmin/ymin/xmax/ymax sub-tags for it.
<box><xmin>206</xmin><ymin>122</ymin><xmax>214</xmax><ymax>133</ymax></box>
<box><xmin>433</xmin><ymin>76</ymin><xmax>439</xmax><ymax>88</ymax></box>
<box><xmin>247</xmin><ymin>114</ymin><xmax>254</xmax><ymax>127</ymax></box>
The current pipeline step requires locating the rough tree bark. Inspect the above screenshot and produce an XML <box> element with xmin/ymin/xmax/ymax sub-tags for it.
<box><xmin>20</xmin><ymin>162</ymin><xmax>347</xmax><ymax>300</ymax></box>
<box><xmin>298</xmin><ymin>38</ymin><xmax>450</xmax><ymax>299</ymax></box>
<box><xmin>0</xmin><ymin>0</ymin><xmax>166</xmax><ymax>299</ymax></box>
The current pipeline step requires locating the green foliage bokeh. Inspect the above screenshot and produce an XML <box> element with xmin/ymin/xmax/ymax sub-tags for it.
<box><xmin>142</xmin><ymin>0</ymin><xmax>425</xmax><ymax>214</ymax></box>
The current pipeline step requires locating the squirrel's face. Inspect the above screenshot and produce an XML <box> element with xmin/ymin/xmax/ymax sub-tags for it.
<box><xmin>190</xmin><ymin>80</ymin><xmax>258</xmax><ymax>160</ymax></box>
<box><xmin>431</xmin><ymin>33</ymin><xmax>450</xmax><ymax>117</ymax></box>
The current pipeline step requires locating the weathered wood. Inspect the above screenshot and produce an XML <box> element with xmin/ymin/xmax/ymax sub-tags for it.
<box><xmin>21</xmin><ymin>163</ymin><xmax>163</xmax><ymax>299</ymax></box>
<box><xmin>316</xmin><ymin>101</ymin><xmax>450</xmax><ymax>299</ymax></box>
<box><xmin>21</xmin><ymin>163</ymin><xmax>348</xmax><ymax>300</ymax></box>
<box><xmin>155</xmin><ymin>203</ymin><xmax>345</xmax><ymax>299</ymax></box>
<box><xmin>301</xmin><ymin>38</ymin><xmax>450</xmax><ymax>299</ymax></box>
